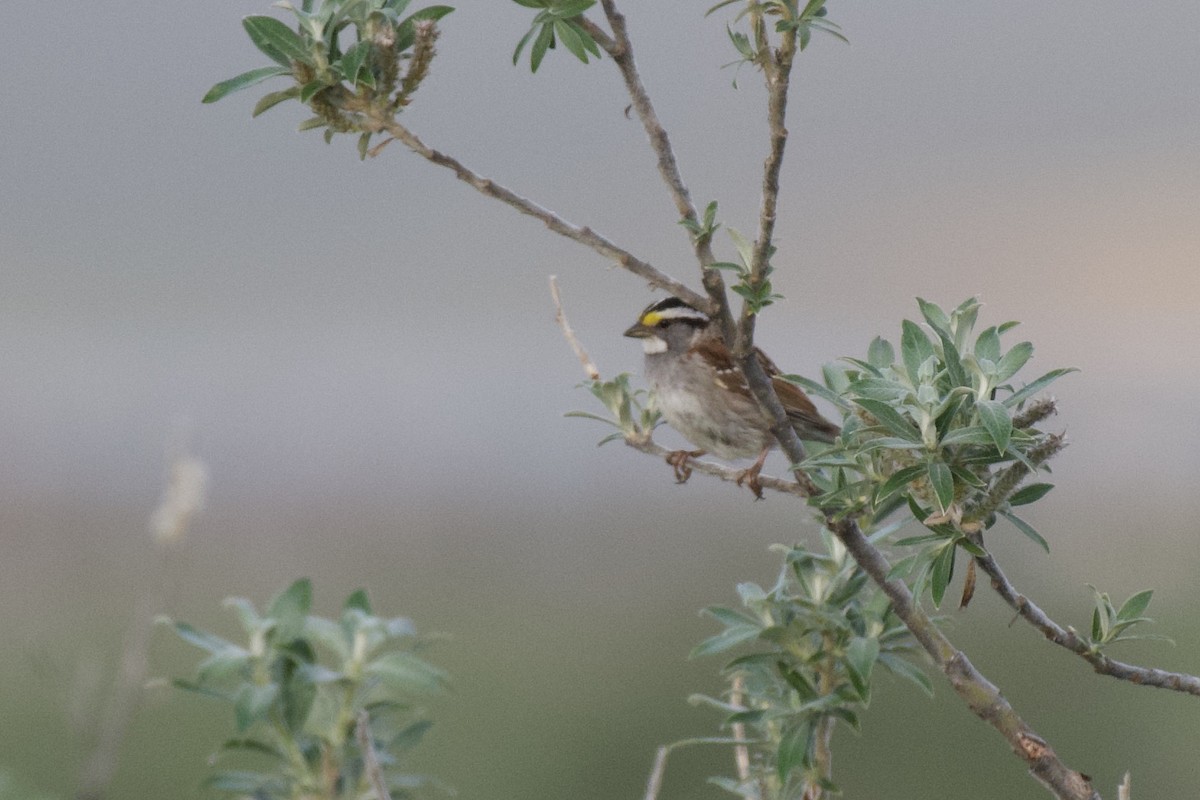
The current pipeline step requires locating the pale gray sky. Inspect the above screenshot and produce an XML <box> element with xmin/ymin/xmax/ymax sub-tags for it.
<box><xmin>2</xmin><ymin>3</ymin><xmax>1197</xmax><ymax>509</ymax></box>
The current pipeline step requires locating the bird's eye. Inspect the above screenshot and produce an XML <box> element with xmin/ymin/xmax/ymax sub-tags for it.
<box><xmin>656</xmin><ymin>320</ymin><xmax>670</xmax><ymax>328</ymax></box>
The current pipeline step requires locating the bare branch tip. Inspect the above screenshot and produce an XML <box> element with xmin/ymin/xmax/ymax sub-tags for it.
<box><xmin>549</xmin><ymin>276</ymin><xmax>601</xmax><ymax>381</ymax></box>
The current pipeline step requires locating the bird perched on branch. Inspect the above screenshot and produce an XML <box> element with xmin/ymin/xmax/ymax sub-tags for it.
<box><xmin>624</xmin><ymin>296</ymin><xmax>840</xmax><ymax>497</ymax></box>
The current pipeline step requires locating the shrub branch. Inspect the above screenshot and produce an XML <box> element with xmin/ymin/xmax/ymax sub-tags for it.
<box><xmin>974</xmin><ymin>549</ymin><xmax>1200</xmax><ymax>695</ymax></box>
<box><xmin>363</xmin><ymin>115</ymin><xmax>706</xmax><ymax>308</ymax></box>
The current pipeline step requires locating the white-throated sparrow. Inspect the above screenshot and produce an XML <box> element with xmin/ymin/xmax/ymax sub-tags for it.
<box><xmin>625</xmin><ymin>296</ymin><xmax>839</xmax><ymax>497</ymax></box>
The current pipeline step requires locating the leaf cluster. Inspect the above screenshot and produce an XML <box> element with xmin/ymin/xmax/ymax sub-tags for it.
<box><xmin>166</xmin><ymin>579</ymin><xmax>445</xmax><ymax>799</ymax></box>
<box><xmin>797</xmin><ymin>297</ymin><xmax>1075</xmax><ymax>606</ymax></box>
<box><xmin>203</xmin><ymin>0</ymin><xmax>453</xmax><ymax>158</ymax></box>
<box><xmin>691</xmin><ymin>203</ymin><xmax>783</xmax><ymax>315</ymax></box>
<box><xmin>691</xmin><ymin>533</ymin><xmax>930</xmax><ymax>799</ymax></box>
<box><xmin>565</xmin><ymin>373</ymin><xmax>660</xmax><ymax>446</ymax></box>
<box><xmin>511</xmin><ymin>0</ymin><xmax>601</xmax><ymax>72</ymax></box>
<box><xmin>710</xmin><ymin>0</ymin><xmax>846</xmax><ymax>81</ymax></box>
<box><xmin>1085</xmin><ymin>586</ymin><xmax>1171</xmax><ymax>652</ymax></box>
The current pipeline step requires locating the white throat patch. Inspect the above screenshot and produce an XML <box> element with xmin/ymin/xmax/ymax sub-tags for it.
<box><xmin>641</xmin><ymin>336</ymin><xmax>668</xmax><ymax>354</ymax></box>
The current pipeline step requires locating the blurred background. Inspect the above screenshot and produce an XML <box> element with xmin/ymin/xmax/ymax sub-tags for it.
<box><xmin>2</xmin><ymin>1</ymin><xmax>1198</xmax><ymax>797</ymax></box>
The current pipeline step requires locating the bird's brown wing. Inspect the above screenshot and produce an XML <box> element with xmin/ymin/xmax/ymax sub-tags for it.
<box><xmin>772</xmin><ymin>375</ymin><xmax>841</xmax><ymax>443</ymax></box>
<box><xmin>689</xmin><ymin>338</ymin><xmax>754</xmax><ymax>396</ymax></box>
<box><xmin>688</xmin><ymin>340</ymin><xmax>841</xmax><ymax>444</ymax></box>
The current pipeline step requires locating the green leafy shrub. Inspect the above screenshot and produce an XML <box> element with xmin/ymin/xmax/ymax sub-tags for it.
<box><xmin>166</xmin><ymin>579</ymin><xmax>444</xmax><ymax>799</ymax></box>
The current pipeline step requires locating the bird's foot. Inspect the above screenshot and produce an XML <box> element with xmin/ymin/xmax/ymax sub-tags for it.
<box><xmin>735</xmin><ymin>446</ymin><xmax>772</xmax><ymax>500</ymax></box>
<box><xmin>735</xmin><ymin>465</ymin><xmax>765</xmax><ymax>500</ymax></box>
<box><xmin>665</xmin><ymin>449</ymin><xmax>706</xmax><ymax>484</ymax></box>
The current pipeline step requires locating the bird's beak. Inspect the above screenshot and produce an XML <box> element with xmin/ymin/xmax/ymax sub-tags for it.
<box><xmin>624</xmin><ymin>321</ymin><xmax>652</xmax><ymax>339</ymax></box>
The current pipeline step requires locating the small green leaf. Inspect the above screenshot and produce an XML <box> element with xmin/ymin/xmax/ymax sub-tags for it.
<box><xmin>974</xmin><ymin>326</ymin><xmax>1001</xmax><ymax>363</ymax></box>
<box><xmin>529</xmin><ymin>22</ymin><xmax>555</xmax><ymax>72</ymax></box>
<box><xmin>197</xmin><ymin>650</ymin><xmax>252</xmax><ymax>685</ymax></box>
<box><xmin>900</xmin><ymin>320</ymin><xmax>936</xmax><ymax>386</ymax></box>
<box><xmin>933</xmin><ymin>327</ymin><xmax>969</xmax><ymax>388</ymax></box>
<box><xmin>299</xmin><ymin>78</ymin><xmax>327</xmax><ymax>103</ymax></box>
<box><xmin>549</xmin><ymin>0</ymin><xmax>595</xmax><ymax>16</ymax></box>
<box><xmin>999</xmin><ymin>510</ymin><xmax>1049</xmax><ymax>553</ymax></box>
<box><xmin>848</xmin><ymin>376</ymin><xmax>909</xmax><ymax>401</ymax></box>
<box><xmin>852</xmin><ymin>398</ymin><xmax>922</xmax><ymax>442</ymax></box>
<box><xmin>690</xmin><ymin>624</ymin><xmax>761</xmax><ymax>658</ymax></box>
<box><xmin>949</xmin><ymin>297</ymin><xmax>982</xmax><ymax>351</ymax></box>
<box><xmin>203</xmin><ymin>65</ymin><xmax>292</xmax><ymax>104</ymax></box>
<box><xmin>366</xmin><ymin>652</ymin><xmax>448</xmax><ymax>693</ymax></box>
<box><xmin>402</xmin><ymin>5</ymin><xmax>455</xmax><ymax>24</ymax></box>
<box><xmin>691</xmin><ymin>623</ymin><xmax>753</xmax><ymax>662</ymax></box>
<box><xmin>956</xmin><ymin>535</ymin><xmax>987</xmax><ymax>557</ymax></box>
<box><xmin>930</xmin><ymin>543</ymin><xmax>956</xmax><ymax>608</ymax></box>
<box><xmin>1009</xmin><ymin>482</ymin><xmax>1054</xmax><ymax>506</ymax></box>
<box><xmin>702</xmin><ymin>606</ymin><xmax>760</xmax><ymax>628</ymax></box>
<box><xmin>234</xmin><ymin>683</ymin><xmax>279</xmax><ymax>732</ymax></box>
<box><xmin>511</xmin><ymin>25</ymin><xmax>538</xmax><ymax>66</ymax></box>
<box><xmin>343</xmin><ymin>588</ymin><xmax>372</xmax><ymax>614</ymax></box>
<box><xmin>975</xmin><ymin>399</ymin><xmax>1012</xmax><ymax>453</ymax></box>
<box><xmin>268</xmin><ymin>578</ymin><xmax>312</xmax><ymax>642</ymax></box>
<box><xmin>339</xmin><ymin>39</ymin><xmax>372</xmax><ymax>85</ymax></box>
<box><xmin>776</xmin><ymin>721</ymin><xmax>813</xmax><ymax>782</ymax></box>
<box><xmin>995</xmin><ymin>341</ymin><xmax>1034</xmax><ymax>382</ymax></box>
<box><xmin>206</xmin><ymin>770</ymin><xmax>287</xmax><ymax>795</ymax></box>
<box><xmin>243</xmin><ymin>16</ymin><xmax>313</xmax><ymax>67</ymax></box>
<box><xmin>867</xmin><ymin>336</ymin><xmax>895</xmax><ymax>368</ymax></box>
<box><xmin>553</xmin><ymin>19</ymin><xmax>589</xmax><ymax>61</ymax></box>
<box><xmin>220</xmin><ymin>738</ymin><xmax>285</xmax><ymax>759</ymax></box>
<box><xmin>1117</xmin><ymin>589</ymin><xmax>1154</xmax><ymax>622</ymax></box>
<box><xmin>925</xmin><ymin>460</ymin><xmax>954</xmax><ymax>514</ymax></box>
<box><xmin>388</xmin><ymin>719</ymin><xmax>434</xmax><ymax>752</ymax></box>
<box><xmin>874</xmin><ymin>465</ymin><xmax>925</xmax><ymax>505</ymax></box>
<box><xmin>894</xmin><ymin>532</ymin><xmax>952</xmax><ymax>547</ymax></box>
<box><xmin>935</xmin><ymin>426</ymin><xmax>997</xmax><ymax>447</ymax></box>
<box><xmin>1003</xmin><ymin>367</ymin><xmax>1078</xmax><ymax>409</ymax></box>
<box><xmin>252</xmin><ymin>86</ymin><xmax>301</xmax><ymax>116</ymax></box>
<box><xmin>304</xmin><ymin>616</ymin><xmax>350</xmax><ymax>660</ymax></box>
<box><xmin>845</xmin><ymin>636</ymin><xmax>879</xmax><ymax>701</ymax></box>
<box><xmin>877</xmin><ymin>652</ymin><xmax>933</xmax><ymax>696</ymax></box>
<box><xmin>172</xmin><ymin>622</ymin><xmax>241</xmax><ymax>656</ymax></box>
<box><xmin>916</xmin><ymin>298</ymin><xmax>951</xmax><ymax>338</ymax></box>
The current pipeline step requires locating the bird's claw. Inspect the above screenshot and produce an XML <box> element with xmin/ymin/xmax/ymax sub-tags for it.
<box><xmin>735</xmin><ymin>466</ymin><xmax>765</xmax><ymax>500</ymax></box>
<box><xmin>665</xmin><ymin>449</ymin><xmax>705</xmax><ymax>484</ymax></box>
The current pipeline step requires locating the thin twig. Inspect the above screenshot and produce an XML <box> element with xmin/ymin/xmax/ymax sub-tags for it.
<box><xmin>735</xmin><ymin>13</ymin><xmax>798</xmax><ymax>359</ymax></box>
<box><xmin>550</xmin><ymin>276</ymin><xmax>599</xmax><ymax>381</ymax></box>
<box><xmin>642</xmin><ymin>745</ymin><xmax>670</xmax><ymax>800</ymax></box>
<box><xmin>366</xmin><ymin>115</ymin><xmax>707</xmax><ymax>309</ymax></box>
<box><xmin>974</xmin><ymin>550</ymin><xmax>1200</xmax><ymax>695</ymax></box>
<box><xmin>729</xmin><ymin>674</ymin><xmax>751</xmax><ymax>784</ymax></box>
<box><xmin>1117</xmin><ymin>772</ymin><xmax>1131</xmax><ymax>800</ymax></box>
<box><xmin>356</xmin><ymin>711</ymin><xmax>393</xmax><ymax>800</ymax></box>
<box><xmin>367</xmin><ymin>136</ymin><xmax>396</xmax><ymax>157</ymax></box>
<box><xmin>626</xmin><ymin>436</ymin><xmax>807</xmax><ymax>497</ymax></box>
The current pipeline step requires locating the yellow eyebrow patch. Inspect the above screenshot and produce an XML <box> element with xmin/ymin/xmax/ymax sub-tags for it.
<box><xmin>641</xmin><ymin>311</ymin><xmax>663</xmax><ymax>326</ymax></box>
